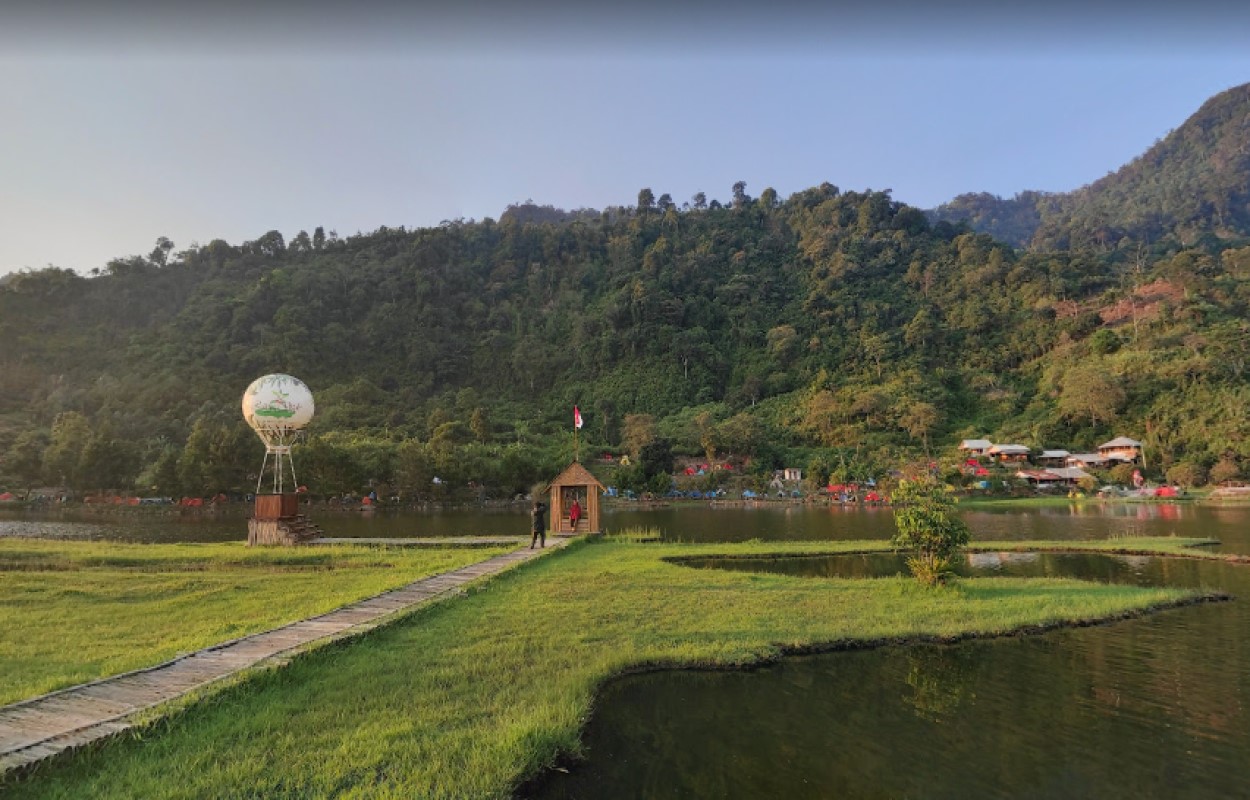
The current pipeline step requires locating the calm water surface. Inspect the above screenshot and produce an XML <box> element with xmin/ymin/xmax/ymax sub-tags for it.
<box><xmin>2</xmin><ymin>502</ymin><xmax>1248</xmax><ymax>551</ymax></box>
<box><xmin>529</xmin><ymin>553</ymin><xmax>1250</xmax><ymax>800</ymax></box>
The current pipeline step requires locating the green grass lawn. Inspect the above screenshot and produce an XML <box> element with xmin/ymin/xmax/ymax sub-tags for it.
<box><xmin>3</xmin><ymin>537</ymin><xmax>1208</xmax><ymax>799</ymax></box>
<box><xmin>0</xmin><ymin>539</ymin><xmax>510</xmax><ymax>705</ymax></box>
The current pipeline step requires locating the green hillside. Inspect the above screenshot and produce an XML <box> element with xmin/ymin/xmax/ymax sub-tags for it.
<box><xmin>931</xmin><ymin>82</ymin><xmax>1250</xmax><ymax>253</ymax></box>
<box><xmin>6</xmin><ymin>80</ymin><xmax>1250</xmax><ymax>499</ymax></box>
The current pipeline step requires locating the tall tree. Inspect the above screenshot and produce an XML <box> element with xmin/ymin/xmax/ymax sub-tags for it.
<box><xmin>622</xmin><ymin>414</ymin><xmax>657</xmax><ymax>459</ymax></box>
<box><xmin>6</xmin><ymin>430</ymin><xmax>47</xmax><ymax>491</ymax></box>
<box><xmin>637</xmin><ymin>188</ymin><xmax>655</xmax><ymax>213</ymax></box>
<box><xmin>1058</xmin><ymin>363</ymin><xmax>1126</xmax><ymax>428</ymax></box>
<box><xmin>899</xmin><ymin>401</ymin><xmax>940</xmax><ymax>457</ymax></box>
<box><xmin>42</xmin><ymin>412</ymin><xmax>91</xmax><ymax>489</ymax></box>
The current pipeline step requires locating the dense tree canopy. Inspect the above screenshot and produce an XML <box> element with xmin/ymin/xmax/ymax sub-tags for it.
<box><xmin>1</xmin><ymin>158</ymin><xmax>1248</xmax><ymax>498</ymax></box>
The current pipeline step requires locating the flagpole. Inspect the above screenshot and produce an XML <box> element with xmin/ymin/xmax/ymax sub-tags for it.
<box><xmin>573</xmin><ymin>406</ymin><xmax>582</xmax><ymax>463</ymax></box>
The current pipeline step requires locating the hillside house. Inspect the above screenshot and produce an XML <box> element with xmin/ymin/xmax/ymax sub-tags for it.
<box><xmin>987</xmin><ymin>444</ymin><xmax>1031</xmax><ymax>463</ymax></box>
<box><xmin>1016</xmin><ymin>467</ymin><xmax>1091</xmax><ymax>489</ymax></box>
<box><xmin>1098</xmin><ymin>437</ymin><xmax>1143</xmax><ymax>463</ymax></box>
<box><xmin>1066</xmin><ymin>453</ymin><xmax>1110</xmax><ymax>469</ymax></box>
<box><xmin>959</xmin><ymin>439</ymin><xmax>993</xmax><ymax>457</ymax></box>
<box><xmin>1037</xmin><ymin>450</ymin><xmax>1070</xmax><ymax>467</ymax></box>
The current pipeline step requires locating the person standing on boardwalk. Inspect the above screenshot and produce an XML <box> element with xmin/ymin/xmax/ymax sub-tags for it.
<box><xmin>530</xmin><ymin>500</ymin><xmax>547</xmax><ymax>548</ymax></box>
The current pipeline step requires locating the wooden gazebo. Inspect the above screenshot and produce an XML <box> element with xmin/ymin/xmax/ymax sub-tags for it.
<box><xmin>548</xmin><ymin>462</ymin><xmax>605</xmax><ymax>535</ymax></box>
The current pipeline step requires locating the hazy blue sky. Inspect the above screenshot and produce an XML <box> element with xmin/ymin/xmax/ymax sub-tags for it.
<box><xmin>4</xmin><ymin>1</ymin><xmax>1250</xmax><ymax>275</ymax></box>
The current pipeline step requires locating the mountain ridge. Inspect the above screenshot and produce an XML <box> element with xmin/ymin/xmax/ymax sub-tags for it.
<box><xmin>929</xmin><ymin>82</ymin><xmax>1250</xmax><ymax>251</ymax></box>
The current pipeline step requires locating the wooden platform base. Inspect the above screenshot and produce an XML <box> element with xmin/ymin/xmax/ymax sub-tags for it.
<box><xmin>247</xmin><ymin>514</ymin><xmax>325</xmax><ymax>546</ymax></box>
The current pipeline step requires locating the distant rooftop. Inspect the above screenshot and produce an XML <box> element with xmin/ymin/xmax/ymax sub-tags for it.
<box><xmin>1067</xmin><ymin>453</ymin><xmax>1107</xmax><ymax>464</ymax></box>
<box><xmin>1049</xmin><ymin>467</ymin><xmax>1092</xmax><ymax>480</ymax></box>
<box><xmin>1099</xmin><ymin>437</ymin><xmax>1143</xmax><ymax>449</ymax></box>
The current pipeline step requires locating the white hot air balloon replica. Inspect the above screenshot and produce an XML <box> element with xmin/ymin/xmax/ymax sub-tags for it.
<box><xmin>242</xmin><ymin>374</ymin><xmax>314</xmax><ymax>495</ymax></box>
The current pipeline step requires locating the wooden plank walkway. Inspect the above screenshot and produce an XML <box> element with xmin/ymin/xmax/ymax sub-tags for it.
<box><xmin>0</xmin><ymin>538</ymin><xmax>571</xmax><ymax>775</ymax></box>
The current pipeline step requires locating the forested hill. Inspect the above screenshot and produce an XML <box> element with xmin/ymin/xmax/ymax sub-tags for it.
<box><xmin>2</xmin><ymin>180</ymin><xmax>1247</xmax><ymax>498</ymax></box>
<box><xmin>930</xmin><ymin>82</ymin><xmax>1250</xmax><ymax>251</ymax></box>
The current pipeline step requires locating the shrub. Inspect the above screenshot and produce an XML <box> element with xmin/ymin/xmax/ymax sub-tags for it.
<box><xmin>1209</xmin><ymin>458</ymin><xmax>1242</xmax><ymax>485</ymax></box>
<box><xmin>891</xmin><ymin>478</ymin><xmax>971</xmax><ymax>586</ymax></box>
<box><xmin>1108</xmin><ymin>463</ymin><xmax>1137</xmax><ymax>486</ymax></box>
<box><xmin>1165</xmin><ymin>460</ymin><xmax>1208</xmax><ymax>488</ymax></box>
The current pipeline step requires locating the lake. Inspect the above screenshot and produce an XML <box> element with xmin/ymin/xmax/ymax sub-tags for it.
<box><xmin>528</xmin><ymin>552</ymin><xmax>1250</xmax><ymax>800</ymax></box>
<box><xmin>2</xmin><ymin>500</ymin><xmax>1248</xmax><ymax>552</ymax></box>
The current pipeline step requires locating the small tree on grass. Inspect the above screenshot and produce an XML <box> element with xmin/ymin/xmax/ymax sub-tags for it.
<box><xmin>891</xmin><ymin>478</ymin><xmax>970</xmax><ymax>586</ymax></box>
<box><xmin>1209</xmin><ymin>458</ymin><xmax>1242</xmax><ymax>486</ymax></box>
<box><xmin>1166</xmin><ymin>460</ymin><xmax>1207</xmax><ymax>489</ymax></box>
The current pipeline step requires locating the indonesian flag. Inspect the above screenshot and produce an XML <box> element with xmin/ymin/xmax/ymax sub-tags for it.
<box><xmin>574</xmin><ymin>406</ymin><xmax>584</xmax><ymax>430</ymax></box>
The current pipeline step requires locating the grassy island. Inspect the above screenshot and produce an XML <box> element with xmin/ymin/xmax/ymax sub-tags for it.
<box><xmin>2</xmin><ymin>536</ymin><xmax>1218</xmax><ymax>799</ymax></box>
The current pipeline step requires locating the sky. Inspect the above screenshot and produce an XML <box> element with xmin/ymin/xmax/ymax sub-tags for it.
<box><xmin>3</xmin><ymin>1</ymin><xmax>1250</xmax><ymax>275</ymax></box>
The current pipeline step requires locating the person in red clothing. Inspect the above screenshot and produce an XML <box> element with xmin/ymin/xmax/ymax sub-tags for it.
<box><xmin>568</xmin><ymin>497</ymin><xmax>582</xmax><ymax>531</ymax></box>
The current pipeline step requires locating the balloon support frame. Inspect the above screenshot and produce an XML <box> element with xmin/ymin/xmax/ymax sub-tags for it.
<box><xmin>253</xmin><ymin>432</ymin><xmax>300</xmax><ymax>496</ymax></box>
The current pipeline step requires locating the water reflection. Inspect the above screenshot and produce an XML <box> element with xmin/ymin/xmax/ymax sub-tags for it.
<box><xmin>529</xmin><ymin>554</ymin><xmax>1250</xmax><ymax>800</ymax></box>
<box><xmin>966</xmin><ymin>551</ymin><xmax>1039</xmax><ymax>569</ymax></box>
<box><xmin>678</xmin><ymin>551</ymin><xmax>1186</xmax><ymax>588</ymax></box>
<box><xmin>902</xmin><ymin>646</ymin><xmax>979</xmax><ymax>723</ymax></box>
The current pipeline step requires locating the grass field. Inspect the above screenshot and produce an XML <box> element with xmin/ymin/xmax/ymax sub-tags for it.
<box><xmin>0</xmin><ymin>539</ymin><xmax>510</xmax><ymax>705</ymax></box>
<box><xmin>2</xmin><ymin>537</ymin><xmax>1206</xmax><ymax>799</ymax></box>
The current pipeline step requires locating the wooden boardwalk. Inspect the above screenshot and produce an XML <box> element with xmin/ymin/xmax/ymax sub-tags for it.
<box><xmin>0</xmin><ymin>539</ymin><xmax>570</xmax><ymax>774</ymax></box>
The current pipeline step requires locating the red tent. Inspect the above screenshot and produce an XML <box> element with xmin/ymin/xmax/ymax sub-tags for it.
<box><xmin>0</xmin><ymin>492</ymin><xmax>15</xmax><ymax>502</ymax></box>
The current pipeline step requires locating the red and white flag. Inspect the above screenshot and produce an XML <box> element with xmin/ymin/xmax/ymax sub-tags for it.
<box><xmin>574</xmin><ymin>406</ymin><xmax>584</xmax><ymax>430</ymax></box>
